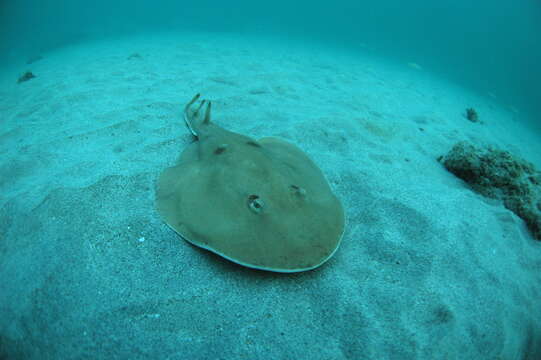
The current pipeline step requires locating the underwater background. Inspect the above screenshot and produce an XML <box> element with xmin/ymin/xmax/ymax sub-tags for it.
<box><xmin>1</xmin><ymin>1</ymin><xmax>541</xmax><ymax>359</ymax></box>
<box><xmin>1</xmin><ymin>0</ymin><xmax>541</xmax><ymax>122</ymax></box>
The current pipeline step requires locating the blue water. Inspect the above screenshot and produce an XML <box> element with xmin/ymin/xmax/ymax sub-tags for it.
<box><xmin>1</xmin><ymin>0</ymin><xmax>540</xmax><ymax>123</ymax></box>
<box><xmin>2</xmin><ymin>2</ymin><xmax>541</xmax><ymax>359</ymax></box>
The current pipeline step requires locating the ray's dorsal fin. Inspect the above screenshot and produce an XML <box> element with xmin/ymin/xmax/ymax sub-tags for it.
<box><xmin>183</xmin><ymin>93</ymin><xmax>213</xmax><ymax>138</ymax></box>
<box><xmin>203</xmin><ymin>101</ymin><xmax>212</xmax><ymax>125</ymax></box>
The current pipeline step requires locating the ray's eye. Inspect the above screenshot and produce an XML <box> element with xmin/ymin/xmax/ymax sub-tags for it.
<box><xmin>247</xmin><ymin>194</ymin><xmax>264</xmax><ymax>214</ymax></box>
<box><xmin>290</xmin><ymin>184</ymin><xmax>307</xmax><ymax>197</ymax></box>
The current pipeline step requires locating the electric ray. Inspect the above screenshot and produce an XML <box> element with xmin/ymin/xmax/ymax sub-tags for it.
<box><xmin>155</xmin><ymin>94</ymin><xmax>345</xmax><ymax>272</ymax></box>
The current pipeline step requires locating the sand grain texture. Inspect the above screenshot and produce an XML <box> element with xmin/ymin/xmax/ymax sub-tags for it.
<box><xmin>1</xmin><ymin>33</ymin><xmax>540</xmax><ymax>359</ymax></box>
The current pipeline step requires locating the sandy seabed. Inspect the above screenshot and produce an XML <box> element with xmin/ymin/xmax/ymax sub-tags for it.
<box><xmin>1</xmin><ymin>32</ymin><xmax>540</xmax><ymax>359</ymax></box>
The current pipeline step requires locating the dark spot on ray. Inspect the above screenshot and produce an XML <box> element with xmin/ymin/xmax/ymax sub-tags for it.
<box><xmin>246</xmin><ymin>141</ymin><xmax>261</xmax><ymax>148</ymax></box>
<box><xmin>214</xmin><ymin>146</ymin><xmax>227</xmax><ymax>155</ymax></box>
